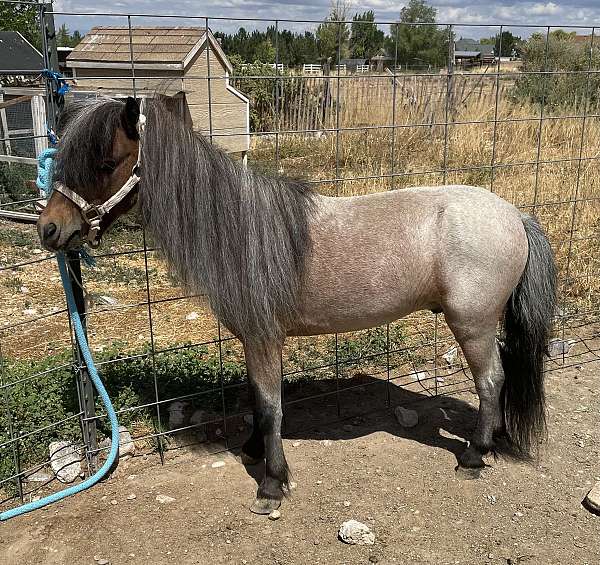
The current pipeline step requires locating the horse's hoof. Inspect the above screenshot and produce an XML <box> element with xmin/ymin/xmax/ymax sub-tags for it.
<box><xmin>455</xmin><ymin>465</ymin><xmax>482</xmax><ymax>480</ymax></box>
<box><xmin>240</xmin><ymin>452</ymin><xmax>262</xmax><ymax>466</ymax></box>
<box><xmin>250</xmin><ymin>497</ymin><xmax>281</xmax><ymax>515</ymax></box>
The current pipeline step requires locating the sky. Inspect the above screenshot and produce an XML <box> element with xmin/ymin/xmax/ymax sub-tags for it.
<box><xmin>51</xmin><ymin>0</ymin><xmax>600</xmax><ymax>39</ymax></box>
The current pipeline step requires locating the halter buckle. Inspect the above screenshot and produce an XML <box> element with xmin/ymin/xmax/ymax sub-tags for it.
<box><xmin>82</xmin><ymin>205</ymin><xmax>103</xmax><ymax>225</ymax></box>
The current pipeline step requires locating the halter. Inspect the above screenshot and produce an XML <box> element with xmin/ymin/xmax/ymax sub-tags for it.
<box><xmin>54</xmin><ymin>101</ymin><xmax>147</xmax><ymax>248</ymax></box>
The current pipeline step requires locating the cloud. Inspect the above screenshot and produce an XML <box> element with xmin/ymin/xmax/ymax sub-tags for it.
<box><xmin>51</xmin><ymin>0</ymin><xmax>600</xmax><ymax>39</ymax></box>
<box><xmin>529</xmin><ymin>2</ymin><xmax>562</xmax><ymax>15</ymax></box>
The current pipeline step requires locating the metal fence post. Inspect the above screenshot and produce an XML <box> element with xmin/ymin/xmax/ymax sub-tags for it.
<box><xmin>67</xmin><ymin>252</ymin><xmax>99</xmax><ymax>471</ymax></box>
<box><xmin>39</xmin><ymin>1</ymin><xmax>99</xmax><ymax>472</ymax></box>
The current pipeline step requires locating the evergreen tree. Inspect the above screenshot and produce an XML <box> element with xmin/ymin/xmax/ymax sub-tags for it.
<box><xmin>386</xmin><ymin>0</ymin><xmax>449</xmax><ymax>69</ymax></box>
<box><xmin>349</xmin><ymin>11</ymin><xmax>384</xmax><ymax>59</ymax></box>
<box><xmin>57</xmin><ymin>24</ymin><xmax>70</xmax><ymax>47</ymax></box>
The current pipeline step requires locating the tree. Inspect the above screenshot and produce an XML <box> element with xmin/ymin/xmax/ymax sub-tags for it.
<box><xmin>253</xmin><ymin>39</ymin><xmax>276</xmax><ymax>63</ymax></box>
<box><xmin>70</xmin><ymin>30</ymin><xmax>82</xmax><ymax>48</ymax></box>
<box><xmin>349</xmin><ymin>11</ymin><xmax>384</xmax><ymax>59</ymax></box>
<box><xmin>385</xmin><ymin>0</ymin><xmax>448</xmax><ymax>69</ymax></box>
<box><xmin>481</xmin><ymin>31</ymin><xmax>522</xmax><ymax>57</ymax></box>
<box><xmin>57</xmin><ymin>24</ymin><xmax>70</xmax><ymax>47</ymax></box>
<box><xmin>316</xmin><ymin>0</ymin><xmax>351</xmax><ymax>64</ymax></box>
<box><xmin>0</xmin><ymin>3</ymin><xmax>40</xmax><ymax>50</ymax></box>
<box><xmin>217</xmin><ymin>27</ymin><xmax>319</xmax><ymax>67</ymax></box>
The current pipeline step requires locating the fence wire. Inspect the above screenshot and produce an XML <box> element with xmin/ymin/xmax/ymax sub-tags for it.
<box><xmin>1</xmin><ymin>1</ymin><xmax>599</xmax><ymax>508</ymax></box>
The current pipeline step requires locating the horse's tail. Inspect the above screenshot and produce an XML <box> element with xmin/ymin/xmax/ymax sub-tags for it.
<box><xmin>500</xmin><ymin>214</ymin><xmax>557</xmax><ymax>457</ymax></box>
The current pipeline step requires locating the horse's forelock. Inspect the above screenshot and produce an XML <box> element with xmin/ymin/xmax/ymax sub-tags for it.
<box><xmin>55</xmin><ymin>98</ymin><xmax>124</xmax><ymax>195</ymax></box>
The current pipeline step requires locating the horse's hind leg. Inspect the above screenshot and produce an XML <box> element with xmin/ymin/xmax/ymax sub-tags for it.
<box><xmin>242</xmin><ymin>340</ymin><xmax>289</xmax><ymax>514</ymax></box>
<box><xmin>446</xmin><ymin>317</ymin><xmax>505</xmax><ymax>477</ymax></box>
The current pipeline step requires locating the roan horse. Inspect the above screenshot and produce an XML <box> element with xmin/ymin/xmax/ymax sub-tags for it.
<box><xmin>38</xmin><ymin>97</ymin><xmax>557</xmax><ymax>515</ymax></box>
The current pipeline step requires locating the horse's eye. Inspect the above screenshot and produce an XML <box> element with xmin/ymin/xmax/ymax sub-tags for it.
<box><xmin>100</xmin><ymin>160</ymin><xmax>117</xmax><ymax>173</ymax></box>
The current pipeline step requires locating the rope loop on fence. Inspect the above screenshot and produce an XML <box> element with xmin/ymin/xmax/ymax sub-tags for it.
<box><xmin>41</xmin><ymin>69</ymin><xmax>70</xmax><ymax>109</ymax></box>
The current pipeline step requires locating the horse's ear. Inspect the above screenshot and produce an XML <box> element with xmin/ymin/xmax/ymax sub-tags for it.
<box><xmin>121</xmin><ymin>96</ymin><xmax>140</xmax><ymax>140</ymax></box>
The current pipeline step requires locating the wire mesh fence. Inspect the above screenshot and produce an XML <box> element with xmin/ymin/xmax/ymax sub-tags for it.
<box><xmin>1</xmin><ymin>1</ymin><xmax>599</xmax><ymax>510</ymax></box>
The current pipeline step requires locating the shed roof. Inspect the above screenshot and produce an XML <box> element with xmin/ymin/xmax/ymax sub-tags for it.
<box><xmin>0</xmin><ymin>31</ymin><xmax>43</xmax><ymax>75</ymax></box>
<box><xmin>67</xmin><ymin>26</ymin><xmax>231</xmax><ymax>72</ymax></box>
<box><xmin>371</xmin><ymin>48</ymin><xmax>393</xmax><ymax>61</ymax></box>
<box><xmin>455</xmin><ymin>39</ymin><xmax>494</xmax><ymax>56</ymax></box>
<box><xmin>455</xmin><ymin>51</ymin><xmax>482</xmax><ymax>58</ymax></box>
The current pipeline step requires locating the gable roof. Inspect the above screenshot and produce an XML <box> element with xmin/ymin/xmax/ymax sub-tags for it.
<box><xmin>455</xmin><ymin>50</ymin><xmax>482</xmax><ymax>58</ymax></box>
<box><xmin>455</xmin><ymin>39</ymin><xmax>494</xmax><ymax>56</ymax></box>
<box><xmin>0</xmin><ymin>31</ymin><xmax>43</xmax><ymax>75</ymax></box>
<box><xmin>67</xmin><ymin>26</ymin><xmax>232</xmax><ymax>73</ymax></box>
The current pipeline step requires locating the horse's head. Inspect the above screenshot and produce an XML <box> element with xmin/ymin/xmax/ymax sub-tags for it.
<box><xmin>37</xmin><ymin>97</ymin><xmax>142</xmax><ymax>251</ymax></box>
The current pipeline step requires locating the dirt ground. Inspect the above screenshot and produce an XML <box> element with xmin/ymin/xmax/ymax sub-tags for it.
<box><xmin>1</xmin><ymin>349</ymin><xmax>599</xmax><ymax>565</ymax></box>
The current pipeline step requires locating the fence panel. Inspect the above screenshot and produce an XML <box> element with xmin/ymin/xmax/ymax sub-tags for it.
<box><xmin>1</xmin><ymin>3</ymin><xmax>599</xmax><ymax>512</ymax></box>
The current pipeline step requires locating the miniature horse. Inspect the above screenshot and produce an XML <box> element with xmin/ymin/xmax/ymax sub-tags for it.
<box><xmin>38</xmin><ymin>97</ymin><xmax>556</xmax><ymax>514</ymax></box>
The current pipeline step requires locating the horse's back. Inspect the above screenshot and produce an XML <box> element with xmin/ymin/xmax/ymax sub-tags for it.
<box><xmin>292</xmin><ymin>185</ymin><xmax>528</xmax><ymax>336</ymax></box>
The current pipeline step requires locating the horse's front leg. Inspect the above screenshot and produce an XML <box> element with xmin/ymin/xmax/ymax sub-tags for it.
<box><xmin>242</xmin><ymin>339</ymin><xmax>289</xmax><ymax>514</ymax></box>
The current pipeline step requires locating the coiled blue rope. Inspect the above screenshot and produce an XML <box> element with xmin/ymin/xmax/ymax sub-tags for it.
<box><xmin>0</xmin><ymin>150</ymin><xmax>119</xmax><ymax>521</ymax></box>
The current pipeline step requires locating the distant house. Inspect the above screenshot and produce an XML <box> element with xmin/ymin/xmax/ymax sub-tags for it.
<box><xmin>339</xmin><ymin>58</ymin><xmax>369</xmax><ymax>73</ymax></box>
<box><xmin>0</xmin><ymin>31</ymin><xmax>43</xmax><ymax>86</ymax></box>
<box><xmin>66</xmin><ymin>26</ymin><xmax>250</xmax><ymax>156</ymax></box>
<box><xmin>57</xmin><ymin>46</ymin><xmax>73</xmax><ymax>76</ymax></box>
<box><xmin>454</xmin><ymin>39</ymin><xmax>495</xmax><ymax>67</ymax></box>
<box><xmin>370</xmin><ymin>49</ymin><xmax>394</xmax><ymax>72</ymax></box>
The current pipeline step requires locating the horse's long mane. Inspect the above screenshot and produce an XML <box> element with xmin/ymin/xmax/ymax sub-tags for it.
<box><xmin>56</xmin><ymin>98</ymin><xmax>316</xmax><ymax>344</ymax></box>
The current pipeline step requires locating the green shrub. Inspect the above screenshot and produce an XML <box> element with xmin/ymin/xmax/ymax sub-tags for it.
<box><xmin>0</xmin><ymin>352</ymin><xmax>80</xmax><ymax>484</ymax></box>
<box><xmin>514</xmin><ymin>31</ymin><xmax>600</xmax><ymax>109</ymax></box>
<box><xmin>0</xmin><ymin>344</ymin><xmax>247</xmax><ymax>486</ymax></box>
<box><xmin>0</xmin><ymin>325</ymin><xmax>411</xmax><ymax>488</ymax></box>
<box><xmin>0</xmin><ymin>163</ymin><xmax>36</xmax><ymax>203</ymax></box>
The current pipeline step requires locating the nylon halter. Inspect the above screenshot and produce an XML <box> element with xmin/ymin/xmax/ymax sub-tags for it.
<box><xmin>54</xmin><ymin>101</ymin><xmax>147</xmax><ymax>248</ymax></box>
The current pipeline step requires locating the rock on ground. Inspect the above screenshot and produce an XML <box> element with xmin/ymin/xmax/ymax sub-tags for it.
<box><xmin>442</xmin><ymin>346</ymin><xmax>458</xmax><ymax>365</ymax></box>
<box><xmin>156</xmin><ymin>494</ymin><xmax>176</xmax><ymax>504</ymax></box>
<box><xmin>24</xmin><ymin>469</ymin><xmax>52</xmax><ymax>483</ymax></box>
<box><xmin>168</xmin><ymin>401</ymin><xmax>190</xmax><ymax>430</ymax></box>
<box><xmin>583</xmin><ymin>481</ymin><xmax>600</xmax><ymax>515</ymax></box>
<box><xmin>100</xmin><ymin>426</ymin><xmax>136</xmax><ymax>459</ymax></box>
<box><xmin>338</xmin><ymin>520</ymin><xmax>375</xmax><ymax>545</ymax></box>
<box><xmin>548</xmin><ymin>338</ymin><xmax>577</xmax><ymax>357</ymax></box>
<box><xmin>118</xmin><ymin>426</ymin><xmax>135</xmax><ymax>458</ymax></box>
<box><xmin>394</xmin><ymin>406</ymin><xmax>418</xmax><ymax>428</ymax></box>
<box><xmin>410</xmin><ymin>370</ymin><xmax>429</xmax><ymax>383</ymax></box>
<box><xmin>49</xmin><ymin>441</ymin><xmax>82</xmax><ymax>483</ymax></box>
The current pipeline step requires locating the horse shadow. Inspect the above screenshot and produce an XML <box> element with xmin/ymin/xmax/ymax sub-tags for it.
<box><xmin>283</xmin><ymin>374</ymin><xmax>477</xmax><ymax>456</ymax></box>
<box><xmin>192</xmin><ymin>373</ymin><xmax>482</xmax><ymax>486</ymax></box>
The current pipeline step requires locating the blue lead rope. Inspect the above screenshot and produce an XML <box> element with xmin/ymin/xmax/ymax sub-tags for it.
<box><xmin>0</xmin><ymin>150</ymin><xmax>119</xmax><ymax>521</ymax></box>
